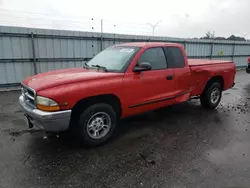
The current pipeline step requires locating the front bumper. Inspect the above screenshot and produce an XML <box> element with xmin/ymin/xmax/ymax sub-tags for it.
<box><xmin>19</xmin><ymin>95</ymin><xmax>71</xmax><ymax>132</ymax></box>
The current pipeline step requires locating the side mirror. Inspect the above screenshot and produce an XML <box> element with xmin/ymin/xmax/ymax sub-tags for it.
<box><xmin>133</xmin><ymin>62</ymin><xmax>152</xmax><ymax>72</ymax></box>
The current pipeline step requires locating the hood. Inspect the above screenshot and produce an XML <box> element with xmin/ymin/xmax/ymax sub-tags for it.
<box><xmin>22</xmin><ymin>68</ymin><xmax>123</xmax><ymax>91</ymax></box>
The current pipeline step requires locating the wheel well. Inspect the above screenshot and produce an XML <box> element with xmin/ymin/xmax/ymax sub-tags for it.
<box><xmin>204</xmin><ymin>76</ymin><xmax>224</xmax><ymax>91</ymax></box>
<box><xmin>70</xmin><ymin>94</ymin><xmax>122</xmax><ymax>123</ymax></box>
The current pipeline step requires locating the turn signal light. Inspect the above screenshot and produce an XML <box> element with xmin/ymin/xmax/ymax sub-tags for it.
<box><xmin>37</xmin><ymin>104</ymin><xmax>61</xmax><ymax>112</ymax></box>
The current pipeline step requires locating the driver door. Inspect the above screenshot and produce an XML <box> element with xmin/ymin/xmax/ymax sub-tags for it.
<box><xmin>123</xmin><ymin>47</ymin><xmax>176</xmax><ymax>116</ymax></box>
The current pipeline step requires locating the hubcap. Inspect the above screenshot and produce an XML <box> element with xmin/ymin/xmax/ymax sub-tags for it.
<box><xmin>211</xmin><ymin>88</ymin><xmax>220</xmax><ymax>104</ymax></box>
<box><xmin>86</xmin><ymin>112</ymin><xmax>111</xmax><ymax>139</ymax></box>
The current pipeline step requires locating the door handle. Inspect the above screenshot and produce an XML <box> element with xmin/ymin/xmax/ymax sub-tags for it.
<box><xmin>166</xmin><ymin>75</ymin><xmax>173</xmax><ymax>80</ymax></box>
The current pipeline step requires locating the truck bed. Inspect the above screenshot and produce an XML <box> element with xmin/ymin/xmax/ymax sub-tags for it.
<box><xmin>188</xmin><ymin>59</ymin><xmax>236</xmax><ymax>97</ymax></box>
<box><xmin>188</xmin><ymin>59</ymin><xmax>234</xmax><ymax>66</ymax></box>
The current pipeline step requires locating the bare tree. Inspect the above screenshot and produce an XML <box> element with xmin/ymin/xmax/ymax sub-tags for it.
<box><xmin>205</xmin><ymin>31</ymin><xmax>215</xmax><ymax>39</ymax></box>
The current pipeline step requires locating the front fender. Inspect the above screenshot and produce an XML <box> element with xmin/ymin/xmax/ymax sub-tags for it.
<box><xmin>37</xmin><ymin>78</ymin><xmax>124</xmax><ymax>110</ymax></box>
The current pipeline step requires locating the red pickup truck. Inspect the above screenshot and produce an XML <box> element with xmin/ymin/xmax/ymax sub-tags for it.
<box><xmin>19</xmin><ymin>42</ymin><xmax>236</xmax><ymax>146</ymax></box>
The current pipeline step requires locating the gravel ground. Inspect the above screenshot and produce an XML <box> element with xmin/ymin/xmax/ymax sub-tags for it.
<box><xmin>0</xmin><ymin>71</ymin><xmax>250</xmax><ymax>188</ymax></box>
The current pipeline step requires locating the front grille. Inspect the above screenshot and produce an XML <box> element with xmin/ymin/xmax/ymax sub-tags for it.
<box><xmin>21</xmin><ymin>85</ymin><xmax>36</xmax><ymax>108</ymax></box>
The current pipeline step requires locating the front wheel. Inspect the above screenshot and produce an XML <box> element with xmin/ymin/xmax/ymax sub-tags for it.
<box><xmin>200</xmin><ymin>82</ymin><xmax>222</xmax><ymax>109</ymax></box>
<box><xmin>73</xmin><ymin>103</ymin><xmax>117</xmax><ymax>147</ymax></box>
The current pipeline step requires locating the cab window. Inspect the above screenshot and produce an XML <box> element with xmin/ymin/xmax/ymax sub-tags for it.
<box><xmin>138</xmin><ymin>48</ymin><xmax>167</xmax><ymax>70</ymax></box>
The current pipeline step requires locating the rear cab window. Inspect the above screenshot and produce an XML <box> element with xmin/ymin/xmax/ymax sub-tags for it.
<box><xmin>163</xmin><ymin>47</ymin><xmax>185</xmax><ymax>68</ymax></box>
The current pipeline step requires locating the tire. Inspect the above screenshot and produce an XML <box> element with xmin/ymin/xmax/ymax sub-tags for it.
<box><xmin>73</xmin><ymin>103</ymin><xmax>117</xmax><ymax>147</ymax></box>
<box><xmin>200</xmin><ymin>82</ymin><xmax>222</xmax><ymax>109</ymax></box>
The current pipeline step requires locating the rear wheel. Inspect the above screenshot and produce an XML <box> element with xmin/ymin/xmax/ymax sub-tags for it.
<box><xmin>72</xmin><ymin>103</ymin><xmax>117</xmax><ymax>147</ymax></box>
<box><xmin>200</xmin><ymin>82</ymin><xmax>222</xmax><ymax>109</ymax></box>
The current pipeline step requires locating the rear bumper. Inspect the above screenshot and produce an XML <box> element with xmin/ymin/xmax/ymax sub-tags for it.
<box><xmin>246</xmin><ymin>65</ymin><xmax>250</xmax><ymax>73</ymax></box>
<box><xmin>19</xmin><ymin>95</ymin><xmax>71</xmax><ymax>132</ymax></box>
<box><xmin>232</xmin><ymin>82</ymin><xmax>235</xmax><ymax>88</ymax></box>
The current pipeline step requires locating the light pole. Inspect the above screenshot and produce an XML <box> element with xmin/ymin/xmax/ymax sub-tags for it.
<box><xmin>147</xmin><ymin>21</ymin><xmax>161</xmax><ymax>36</ymax></box>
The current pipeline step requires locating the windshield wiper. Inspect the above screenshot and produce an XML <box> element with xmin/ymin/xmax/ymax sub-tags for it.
<box><xmin>83</xmin><ymin>62</ymin><xmax>90</xmax><ymax>69</ymax></box>
<box><xmin>91</xmin><ymin>65</ymin><xmax>108</xmax><ymax>72</ymax></box>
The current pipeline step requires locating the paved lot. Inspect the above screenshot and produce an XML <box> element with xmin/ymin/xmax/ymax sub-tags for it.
<box><xmin>0</xmin><ymin>71</ymin><xmax>250</xmax><ymax>188</ymax></box>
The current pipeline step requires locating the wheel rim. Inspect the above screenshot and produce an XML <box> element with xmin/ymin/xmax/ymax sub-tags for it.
<box><xmin>86</xmin><ymin>112</ymin><xmax>111</xmax><ymax>139</ymax></box>
<box><xmin>211</xmin><ymin>88</ymin><xmax>220</xmax><ymax>104</ymax></box>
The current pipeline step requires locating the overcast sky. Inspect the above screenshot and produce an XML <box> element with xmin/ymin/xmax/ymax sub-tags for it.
<box><xmin>0</xmin><ymin>0</ymin><xmax>249</xmax><ymax>38</ymax></box>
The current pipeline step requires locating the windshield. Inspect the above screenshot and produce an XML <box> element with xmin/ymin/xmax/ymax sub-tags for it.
<box><xmin>87</xmin><ymin>46</ymin><xmax>140</xmax><ymax>72</ymax></box>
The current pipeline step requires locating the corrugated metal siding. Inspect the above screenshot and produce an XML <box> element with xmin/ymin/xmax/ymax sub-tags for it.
<box><xmin>0</xmin><ymin>61</ymin><xmax>34</xmax><ymax>84</ymax></box>
<box><xmin>0</xmin><ymin>26</ymin><xmax>34</xmax><ymax>85</ymax></box>
<box><xmin>234</xmin><ymin>56</ymin><xmax>248</xmax><ymax>67</ymax></box>
<box><xmin>213</xmin><ymin>44</ymin><xmax>233</xmax><ymax>56</ymax></box>
<box><xmin>0</xmin><ymin>25</ymin><xmax>250</xmax><ymax>86</ymax></box>
<box><xmin>235</xmin><ymin>45</ymin><xmax>250</xmax><ymax>55</ymax></box>
<box><xmin>186</xmin><ymin>43</ymin><xmax>211</xmax><ymax>57</ymax></box>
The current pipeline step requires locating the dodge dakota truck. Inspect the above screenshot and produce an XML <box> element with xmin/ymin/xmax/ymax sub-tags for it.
<box><xmin>19</xmin><ymin>42</ymin><xmax>236</xmax><ymax>146</ymax></box>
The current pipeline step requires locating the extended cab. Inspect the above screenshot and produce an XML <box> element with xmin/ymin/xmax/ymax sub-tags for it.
<box><xmin>19</xmin><ymin>42</ymin><xmax>236</xmax><ymax>146</ymax></box>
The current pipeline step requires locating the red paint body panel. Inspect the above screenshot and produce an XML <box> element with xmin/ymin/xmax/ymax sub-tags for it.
<box><xmin>188</xmin><ymin>59</ymin><xmax>236</xmax><ymax>96</ymax></box>
<box><xmin>21</xmin><ymin>42</ymin><xmax>236</xmax><ymax>118</ymax></box>
<box><xmin>188</xmin><ymin>59</ymin><xmax>234</xmax><ymax>66</ymax></box>
<box><xmin>22</xmin><ymin>68</ymin><xmax>123</xmax><ymax>92</ymax></box>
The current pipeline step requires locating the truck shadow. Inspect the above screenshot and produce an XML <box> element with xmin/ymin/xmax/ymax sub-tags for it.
<box><xmin>115</xmin><ymin>100</ymin><xmax>221</xmax><ymax>144</ymax></box>
<box><xmin>28</xmin><ymin>100</ymin><xmax>222</xmax><ymax>149</ymax></box>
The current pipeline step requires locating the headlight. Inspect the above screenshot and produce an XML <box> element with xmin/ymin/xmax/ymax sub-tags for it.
<box><xmin>36</xmin><ymin>96</ymin><xmax>61</xmax><ymax>112</ymax></box>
